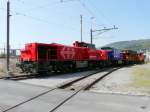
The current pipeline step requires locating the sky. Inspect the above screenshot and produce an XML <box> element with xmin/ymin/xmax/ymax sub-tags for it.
<box><xmin>0</xmin><ymin>0</ymin><xmax>150</xmax><ymax>49</ymax></box>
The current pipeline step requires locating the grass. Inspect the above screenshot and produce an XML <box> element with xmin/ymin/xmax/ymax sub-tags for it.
<box><xmin>132</xmin><ymin>65</ymin><xmax>150</xmax><ymax>88</ymax></box>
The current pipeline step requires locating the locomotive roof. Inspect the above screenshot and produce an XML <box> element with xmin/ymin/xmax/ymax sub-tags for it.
<box><xmin>26</xmin><ymin>42</ymin><xmax>68</xmax><ymax>47</ymax></box>
<box><xmin>101</xmin><ymin>47</ymin><xmax>117</xmax><ymax>50</ymax></box>
<box><xmin>121</xmin><ymin>49</ymin><xmax>137</xmax><ymax>54</ymax></box>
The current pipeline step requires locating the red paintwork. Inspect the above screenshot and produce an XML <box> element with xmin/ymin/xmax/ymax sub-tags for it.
<box><xmin>88</xmin><ymin>49</ymin><xmax>101</xmax><ymax>60</ymax></box>
<box><xmin>49</xmin><ymin>43</ymin><xmax>89</xmax><ymax>61</ymax></box>
<box><xmin>20</xmin><ymin>42</ymin><xmax>108</xmax><ymax>62</ymax></box>
<box><xmin>20</xmin><ymin>43</ymin><xmax>37</xmax><ymax>61</ymax></box>
<box><xmin>100</xmin><ymin>50</ymin><xmax>108</xmax><ymax>61</ymax></box>
<box><xmin>121</xmin><ymin>50</ymin><xmax>145</xmax><ymax>62</ymax></box>
<box><xmin>138</xmin><ymin>53</ymin><xmax>145</xmax><ymax>62</ymax></box>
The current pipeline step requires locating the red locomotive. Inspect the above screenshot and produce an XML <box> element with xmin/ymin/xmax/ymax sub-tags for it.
<box><xmin>18</xmin><ymin>41</ymin><xmax>108</xmax><ymax>73</ymax></box>
<box><xmin>18</xmin><ymin>41</ymin><xmax>145</xmax><ymax>74</ymax></box>
<box><xmin>121</xmin><ymin>50</ymin><xmax>145</xmax><ymax>64</ymax></box>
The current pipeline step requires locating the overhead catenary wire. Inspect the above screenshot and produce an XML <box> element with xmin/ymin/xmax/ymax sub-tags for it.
<box><xmin>78</xmin><ymin>0</ymin><xmax>107</xmax><ymax>29</ymax></box>
<box><xmin>21</xmin><ymin>1</ymin><xmax>61</xmax><ymax>12</ymax></box>
<box><xmin>93</xmin><ymin>31</ymin><xmax>112</xmax><ymax>39</ymax></box>
<box><xmin>0</xmin><ymin>7</ymin><xmax>79</xmax><ymax>32</ymax></box>
<box><xmin>4</xmin><ymin>0</ymin><xmax>108</xmax><ymax>30</ymax></box>
<box><xmin>4</xmin><ymin>0</ymin><xmax>81</xmax><ymax>32</ymax></box>
<box><xmin>77</xmin><ymin>0</ymin><xmax>118</xmax><ymax>44</ymax></box>
<box><xmin>78</xmin><ymin>0</ymin><xmax>95</xmax><ymax>17</ymax></box>
<box><xmin>1</xmin><ymin>0</ymin><xmax>117</xmax><ymax>42</ymax></box>
<box><xmin>15</xmin><ymin>0</ymin><xmax>79</xmax><ymax>13</ymax></box>
<box><xmin>11</xmin><ymin>0</ymin><xmax>25</xmax><ymax>4</ymax></box>
<box><xmin>61</xmin><ymin>0</ymin><xmax>113</xmax><ymax>42</ymax></box>
<box><xmin>88</xmin><ymin>0</ymin><xmax>114</xmax><ymax>26</ymax></box>
<box><xmin>60</xmin><ymin>0</ymin><xmax>80</xmax><ymax>3</ymax></box>
<box><xmin>1</xmin><ymin>0</ymin><xmax>113</xmax><ymax>29</ymax></box>
<box><xmin>78</xmin><ymin>0</ymin><xmax>117</xmax><ymax>29</ymax></box>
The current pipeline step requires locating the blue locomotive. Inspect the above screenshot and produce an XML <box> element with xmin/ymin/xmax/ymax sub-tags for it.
<box><xmin>101</xmin><ymin>47</ymin><xmax>122</xmax><ymax>65</ymax></box>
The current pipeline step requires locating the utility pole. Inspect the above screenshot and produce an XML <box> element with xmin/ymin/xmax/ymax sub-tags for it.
<box><xmin>90</xmin><ymin>25</ymin><xmax>118</xmax><ymax>45</ymax></box>
<box><xmin>80</xmin><ymin>15</ymin><xmax>83</xmax><ymax>42</ymax></box>
<box><xmin>90</xmin><ymin>28</ymin><xmax>93</xmax><ymax>44</ymax></box>
<box><xmin>4</xmin><ymin>44</ymin><xmax>6</xmax><ymax>58</ymax></box>
<box><xmin>90</xmin><ymin>16</ymin><xmax>95</xmax><ymax>45</ymax></box>
<box><xmin>6</xmin><ymin>0</ymin><xmax>11</xmax><ymax>76</ymax></box>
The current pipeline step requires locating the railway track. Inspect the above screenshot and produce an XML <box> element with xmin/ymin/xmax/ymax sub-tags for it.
<box><xmin>0</xmin><ymin>71</ymin><xmax>81</xmax><ymax>81</ymax></box>
<box><xmin>2</xmin><ymin>66</ymin><xmax>121</xmax><ymax>112</ymax></box>
<box><xmin>59</xmin><ymin>67</ymin><xmax>120</xmax><ymax>91</ymax></box>
<box><xmin>0</xmin><ymin>74</ymin><xmax>39</xmax><ymax>81</ymax></box>
<box><xmin>0</xmin><ymin>73</ymin><xmax>72</xmax><ymax>81</ymax></box>
<box><xmin>49</xmin><ymin>67</ymin><xmax>121</xmax><ymax>112</ymax></box>
<box><xmin>0</xmin><ymin>69</ymin><xmax>97</xmax><ymax>81</ymax></box>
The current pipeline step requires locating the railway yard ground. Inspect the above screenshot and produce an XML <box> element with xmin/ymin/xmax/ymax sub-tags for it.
<box><xmin>18</xmin><ymin>63</ymin><xmax>150</xmax><ymax>96</ymax></box>
<box><xmin>0</xmin><ymin>58</ymin><xmax>150</xmax><ymax>96</ymax></box>
<box><xmin>0</xmin><ymin>58</ymin><xmax>150</xmax><ymax>111</ymax></box>
<box><xmin>0</xmin><ymin>80</ymin><xmax>150</xmax><ymax>112</ymax></box>
<box><xmin>90</xmin><ymin>63</ymin><xmax>150</xmax><ymax>96</ymax></box>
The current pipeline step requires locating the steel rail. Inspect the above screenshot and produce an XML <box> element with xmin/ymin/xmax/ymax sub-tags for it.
<box><xmin>84</xmin><ymin>67</ymin><xmax>121</xmax><ymax>90</ymax></box>
<box><xmin>2</xmin><ymin>69</ymin><xmax>102</xmax><ymax>112</ymax></box>
<box><xmin>49</xmin><ymin>67</ymin><xmax>121</xmax><ymax>112</ymax></box>
<box><xmin>59</xmin><ymin>68</ymin><xmax>107</xmax><ymax>89</ymax></box>
<box><xmin>3</xmin><ymin>67</ymin><xmax>121</xmax><ymax>112</ymax></box>
<box><xmin>59</xmin><ymin>67</ymin><xmax>119</xmax><ymax>90</ymax></box>
<box><xmin>0</xmin><ymin>74</ymin><xmax>38</xmax><ymax>80</ymax></box>
<box><xmin>0</xmin><ymin>68</ymin><xmax>94</xmax><ymax>81</ymax></box>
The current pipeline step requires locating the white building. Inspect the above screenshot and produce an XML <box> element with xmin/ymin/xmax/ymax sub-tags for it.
<box><xmin>144</xmin><ymin>50</ymin><xmax>150</xmax><ymax>62</ymax></box>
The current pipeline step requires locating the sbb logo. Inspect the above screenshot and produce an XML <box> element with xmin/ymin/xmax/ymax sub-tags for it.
<box><xmin>61</xmin><ymin>47</ymin><xmax>75</xmax><ymax>59</ymax></box>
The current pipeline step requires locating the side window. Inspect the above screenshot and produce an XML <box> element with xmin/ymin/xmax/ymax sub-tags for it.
<box><xmin>38</xmin><ymin>46</ymin><xmax>47</xmax><ymax>59</ymax></box>
<box><xmin>47</xmin><ymin>47</ymin><xmax>57</xmax><ymax>59</ymax></box>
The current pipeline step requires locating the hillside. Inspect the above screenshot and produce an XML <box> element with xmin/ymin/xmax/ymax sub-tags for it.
<box><xmin>101</xmin><ymin>39</ymin><xmax>150</xmax><ymax>51</ymax></box>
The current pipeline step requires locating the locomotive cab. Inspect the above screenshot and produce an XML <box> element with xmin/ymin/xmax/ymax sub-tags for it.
<box><xmin>73</xmin><ymin>41</ymin><xmax>95</xmax><ymax>49</ymax></box>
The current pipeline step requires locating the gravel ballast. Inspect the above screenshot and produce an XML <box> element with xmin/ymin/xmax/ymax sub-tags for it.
<box><xmin>90</xmin><ymin>63</ymin><xmax>150</xmax><ymax>96</ymax></box>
